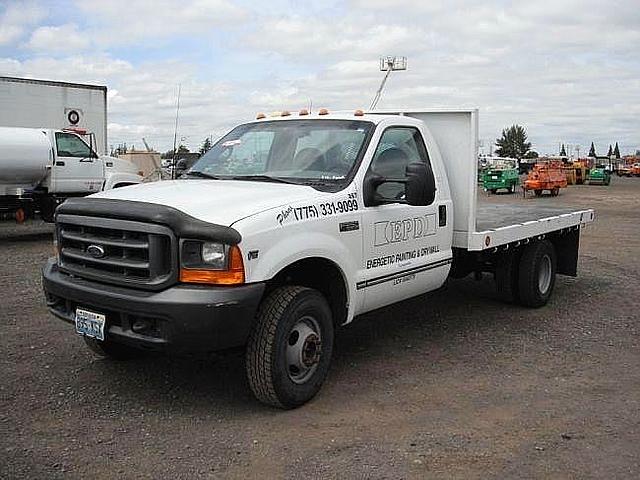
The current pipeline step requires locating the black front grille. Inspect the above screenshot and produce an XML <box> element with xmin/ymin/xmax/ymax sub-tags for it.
<box><xmin>56</xmin><ymin>214</ymin><xmax>177</xmax><ymax>290</ymax></box>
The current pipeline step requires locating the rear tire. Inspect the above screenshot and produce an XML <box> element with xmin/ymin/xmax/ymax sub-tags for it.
<box><xmin>534</xmin><ymin>190</ymin><xmax>543</xmax><ymax>197</ymax></box>
<box><xmin>495</xmin><ymin>249</ymin><xmax>521</xmax><ymax>303</ymax></box>
<box><xmin>490</xmin><ymin>189</ymin><xmax>497</xmax><ymax>194</ymax></box>
<box><xmin>517</xmin><ymin>240</ymin><xmax>557</xmax><ymax>308</ymax></box>
<box><xmin>246</xmin><ymin>286</ymin><xmax>334</xmax><ymax>409</ymax></box>
<box><xmin>550</xmin><ymin>187</ymin><xmax>560</xmax><ymax>196</ymax></box>
<box><xmin>83</xmin><ymin>336</ymin><xmax>145</xmax><ymax>360</ymax></box>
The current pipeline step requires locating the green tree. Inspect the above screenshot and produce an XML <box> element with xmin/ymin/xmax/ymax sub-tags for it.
<box><xmin>199</xmin><ymin>137</ymin><xmax>213</xmax><ymax>155</ymax></box>
<box><xmin>614</xmin><ymin>142</ymin><xmax>620</xmax><ymax>159</ymax></box>
<box><xmin>588</xmin><ymin>142</ymin><xmax>596</xmax><ymax>157</ymax></box>
<box><xmin>161</xmin><ymin>144</ymin><xmax>190</xmax><ymax>159</ymax></box>
<box><xmin>495</xmin><ymin>124</ymin><xmax>532</xmax><ymax>159</ymax></box>
<box><xmin>607</xmin><ymin>145</ymin><xmax>613</xmax><ymax>157</ymax></box>
<box><xmin>560</xmin><ymin>144</ymin><xmax>566</xmax><ymax>156</ymax></box>
<box><xmin>524</xmin><ymin>150</ymin><xmax>539</xmax><ymax>159</ymax></box>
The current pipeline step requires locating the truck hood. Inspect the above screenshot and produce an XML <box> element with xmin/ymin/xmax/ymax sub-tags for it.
<box><xmin>91</xmin><ymin>179</ymin><xmax>323</xmax><ymax>226</ymax></box>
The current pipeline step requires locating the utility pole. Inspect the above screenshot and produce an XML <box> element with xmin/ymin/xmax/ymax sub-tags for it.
<box><xmin>370</xmin><ymin>56</ymin><xmax>407</xmax><ymax>110</ymax></box>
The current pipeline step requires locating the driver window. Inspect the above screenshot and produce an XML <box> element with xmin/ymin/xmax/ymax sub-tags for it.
<box><xmin>369</xmin><ymin>127</ymin><xmax>430</xmax><ymax>199</ymax></box>
<box><xmin>218</xmin><ymin>131</ymin><xmax>274</xmax><ymax>174</ymax></box>
<box><xmin>55</xmin><ymin>133</ymin><xmax>92</xmax><ymax>158</ymax></box>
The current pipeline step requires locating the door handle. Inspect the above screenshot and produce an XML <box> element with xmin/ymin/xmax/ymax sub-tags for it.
<box><xmin>79</xmin><ymin>158</ymin><xmax>94</xmax><ymax>163</ymax></box>
<box><xmin>438</xmin><ymin>205</ymin><xmax>447</xmax><ymax>226</ymax></box>
<box><xmin>55</xmin><ymin>161</ymin><xmax>65</xmax><ymax>166</ymax></box>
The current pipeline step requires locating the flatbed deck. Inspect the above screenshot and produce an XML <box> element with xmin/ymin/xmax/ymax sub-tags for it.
<box><xmin>476</xmin><ymin>204</ymin><xmax>585</xmax><ymax>231</ymax></box>
<box><xmin>457</xmin><ymin>203</ymin><xmax>595</xmax><ymax>251</ymax></box>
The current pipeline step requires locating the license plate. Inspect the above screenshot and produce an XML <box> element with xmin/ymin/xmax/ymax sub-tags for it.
<box><xmin>492</xmin><ymin>175</ymin><xmax>498</xmax><ymax>179</ymax></box>
<box><xmin>75</xmin><ymin>308</ymin><xmax>106</xmax><ymax>341</ymax></box>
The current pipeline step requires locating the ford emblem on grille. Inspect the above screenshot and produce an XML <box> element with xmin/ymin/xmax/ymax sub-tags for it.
<box><xmin>87</xmin><ymin>244</ymin><xmax>106</xmax><ymax>258</ymax></box>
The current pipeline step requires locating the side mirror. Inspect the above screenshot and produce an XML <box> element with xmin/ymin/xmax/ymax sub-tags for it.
<box><xmin>363</xmin><ymin>162</ymin><xmax>436</xmax><ymax>207</ymax></box>
<box><xmin>405</xmin><ymin>162</ymin><xmax>436</xmax><ymax>206</ymax></box>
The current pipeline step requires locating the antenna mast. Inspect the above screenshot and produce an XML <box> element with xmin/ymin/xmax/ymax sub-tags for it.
<box><xmin>171</xmin><ymin>84</ymin><xmax>182</xmax><ymax>180</ymax></box>
<box><xmin>370</xmin><ymin>56</ymin><xmax>407</xmax><ymax>110</ymax></box>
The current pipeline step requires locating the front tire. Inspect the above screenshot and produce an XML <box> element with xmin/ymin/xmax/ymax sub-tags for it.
<box><xmin>246</xmin><ymin>286</ymin><xmax>334</xmax><ymax>409</ymax></box>
<box><xmin>518</xmin><ymin>240</ymin><xmax>557</xmax><ymax>307</ymax></box>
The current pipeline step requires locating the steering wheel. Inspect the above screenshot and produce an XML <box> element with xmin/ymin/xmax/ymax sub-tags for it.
<box><xmin>295</xmin><ymin>148</ymin><xmax>326</xmax><ymax>171</ymax></box>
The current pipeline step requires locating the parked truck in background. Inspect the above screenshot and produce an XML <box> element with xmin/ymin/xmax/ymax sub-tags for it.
<box><xmin>0</xmin><ymin>127</ymin><xmax>141</xmax><ymax>221</ymax></box>
<box><xmin>482</xmin><ymin>158</ymin><xmax>520</xmax><ymax>193</ymax></box>
<box><xmin>0</xmin><ymin>76</ymin><xmax>108</xmax><ymax>155</ymax></box>
<box><xmin>42</xmin><ymin>108</ymin><xmax>594</xmax><ymax>408</ymax></box>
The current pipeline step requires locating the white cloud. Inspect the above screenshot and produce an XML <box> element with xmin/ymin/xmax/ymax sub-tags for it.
<box><xmin>26</xmin><ymin>24</ymin><xmax>89</xmax><ymax>53</ymax></box>
<box><xmin>248</xmin><ymin>16</ymin><xmax>426</xmax><ymax>60</ymax></box>
<box><xmin>0</xmin><ymin>2</ymin><xmax>46</xmax><ymax>45</ymax></box>
<box><xmin>74</xmin><ymin>0</ymin><xmax>247</xmax><ymax>45</ymax></box>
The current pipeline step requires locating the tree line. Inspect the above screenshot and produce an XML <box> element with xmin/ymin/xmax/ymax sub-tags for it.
<box><xmin>496</xmin><ymin>125</ymin><xmax>623</xmax><ymax>160</ymax></box>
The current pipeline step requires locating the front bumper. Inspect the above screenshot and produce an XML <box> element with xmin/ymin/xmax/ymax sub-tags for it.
<box><xmin>42</xmin><ymin>258</ymin><xmax>265</xmax><ymax>354</ymax></box>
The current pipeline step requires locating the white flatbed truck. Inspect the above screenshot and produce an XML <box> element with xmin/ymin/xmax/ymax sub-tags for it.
<box><xmin>42</xmin><ymin>109</ymin><xmax>594</xmax><ymax>408</ymax></box>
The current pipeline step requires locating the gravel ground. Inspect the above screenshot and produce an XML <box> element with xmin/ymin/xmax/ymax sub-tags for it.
<box><xmin>1</xmin><ymin>178</ymin><xmax>639</xmax><ymax>479</ymax></box>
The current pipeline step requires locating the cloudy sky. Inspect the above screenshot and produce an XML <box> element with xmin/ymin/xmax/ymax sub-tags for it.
<box><xmin>1</xmin><ymin>0</ymin><xmax>639</xmax><ymax>155</ymax></box>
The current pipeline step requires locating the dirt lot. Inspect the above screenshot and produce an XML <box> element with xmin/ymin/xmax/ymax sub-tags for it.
<box><xmin>1</xmin><ymin>178</ymin><xmax>639</xmax><ymax>479</ymax></box>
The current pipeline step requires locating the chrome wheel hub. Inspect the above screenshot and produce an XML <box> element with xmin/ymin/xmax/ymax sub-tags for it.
<box><xmin>286</xmin><ymin>316</ymin><xmax>322</xmax><ymax>384</ymax></box>
<box><xmin>538</xmin><ymin>254</ymin><xmax>552</xmax><ymax>294</ymax></box>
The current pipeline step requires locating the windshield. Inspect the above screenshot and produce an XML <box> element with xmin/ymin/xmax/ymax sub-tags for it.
<box><xmin>188</xmin><ymin>119</ymin><xmax>374</xmax><ymax>185</ymax></box>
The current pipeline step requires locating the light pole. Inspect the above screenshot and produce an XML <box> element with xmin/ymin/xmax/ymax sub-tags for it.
<box><xmin>370</xmin><ymin>56</ymin><xmax>407</xmax><ymax>110</ymax></box>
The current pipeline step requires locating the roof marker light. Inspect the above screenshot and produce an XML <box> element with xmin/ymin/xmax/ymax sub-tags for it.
<box><xmin>299</xmin><ymin>108</ymin><xmax>309</xmax><ymax>116</ymax></box>
<box><xmin>318</xmin><ymin>108</ymin><xmax>329</xmax><ymax>115</ymax></box>
<box><xmin>354</xmin><ymin>109</ymin><xmax>364</xmax><ymax>116</ymax></box>
<box><xmin>256</xmin><ymin>112</ymin><xmax>266</xmax><ymax>119</ymax></box>
<box><xmin>281</xmin><ymin>110</ymin><xmax>291</xmax><ymax>117</ymax></box>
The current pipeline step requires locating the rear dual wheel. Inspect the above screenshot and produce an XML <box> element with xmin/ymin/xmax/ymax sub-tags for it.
<box><xmin>495</xmin><ymin>240</ymin><xmax>557</xmax><ymax>307</ymax></box>
<box><xmin>518</xmin><ymin>240</ymin><xmax>557</xmax><ymax>307</ymax></box>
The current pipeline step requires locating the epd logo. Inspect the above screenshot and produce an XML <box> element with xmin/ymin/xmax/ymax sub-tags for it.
<box><xmin>374</xmin><ymin>214</ymin><xmax>436</xmax><ymax>247</ymax></box>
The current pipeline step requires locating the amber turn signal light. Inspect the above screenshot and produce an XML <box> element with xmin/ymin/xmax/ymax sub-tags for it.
<box><xmin>180</xmin><ymin>245</ymin><xmax>245</xmax><ymax>285</ymax></box>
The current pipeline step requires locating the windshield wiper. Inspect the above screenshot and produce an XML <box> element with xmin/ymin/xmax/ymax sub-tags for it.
<box><xmin>183</xmin><ymin>171</ymin><xmax>221</xmax><ymax>180</ymax></box>
<box><xmin>229</xmin><ymin>175</ymin><xmax>299</xmax><ymax>185</ymax></box>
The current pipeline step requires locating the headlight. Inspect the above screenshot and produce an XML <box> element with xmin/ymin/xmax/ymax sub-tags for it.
<box><xmin>180</xmin><ymin>240</ymin><xmax>245</xmax><ymax>285</ymax></box>
<box><xmin>202</xmin><ymin>242</ymin><xmax>226</xmax><ymax>268</ymax></box>
<box><xmin>181</xmin><ymin>240</ymin><xmax>227</xmax><ymax>270</ymax></box>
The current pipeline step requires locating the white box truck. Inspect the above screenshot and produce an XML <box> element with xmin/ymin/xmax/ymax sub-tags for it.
<box><xmin>42</xmin><ymin>108</ymin><xmax>594</xmax><ymax>408</ymax></box>
<box><xmin>0</xmin><ymin>76</ymin><xmax>108</xmax><ymax>155</ymax></box>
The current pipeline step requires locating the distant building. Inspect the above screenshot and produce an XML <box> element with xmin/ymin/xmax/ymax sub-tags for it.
<box><xmin>118</xmin><ymin>149</ymin><xmax>162</xmax><ymax>181</ymax></box>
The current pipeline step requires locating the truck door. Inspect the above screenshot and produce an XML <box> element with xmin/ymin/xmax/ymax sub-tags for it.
<box><xmin>50</xmin><ymin>132</ymin><xmax>103</xmax><ymax>193</ymax></box>
<box><xmin>359</xmin><ymin>126</ymin><xmax>451</xmax><ymax>312</ymax></box>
